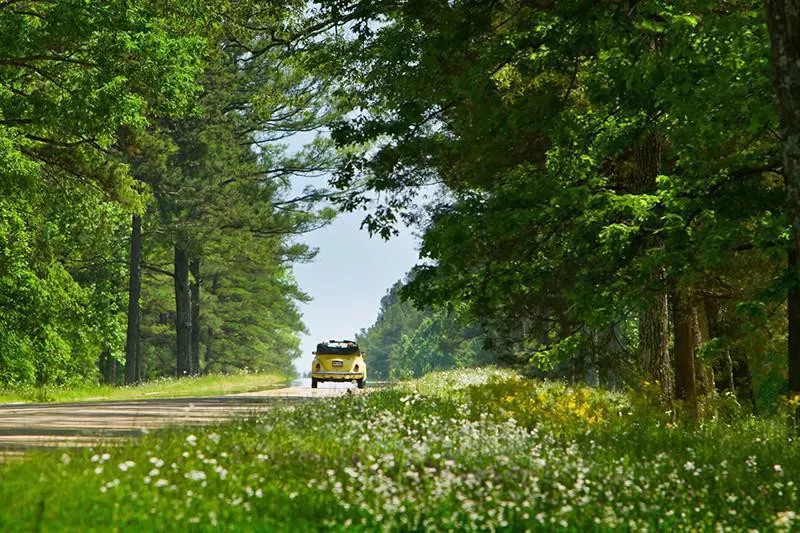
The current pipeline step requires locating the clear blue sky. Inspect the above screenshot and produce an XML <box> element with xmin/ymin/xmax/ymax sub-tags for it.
<box><xmin>291</xmin><ymin>208</ymin><xmax>419</xmax><ymax>374</ymax></box>
<box><xmin>282</xmin><ymin>130</ymin><xmax>421</xmax><ymax>374</ymax></box>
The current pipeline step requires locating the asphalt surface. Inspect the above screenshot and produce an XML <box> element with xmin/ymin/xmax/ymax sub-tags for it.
<box><xmin>0</xmin><ymin>380</ymin><xmax>362</xmax><ymax>459</ymax></box>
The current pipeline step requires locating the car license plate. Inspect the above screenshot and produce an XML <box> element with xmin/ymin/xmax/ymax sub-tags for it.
<box><xmin>332</xmin><ymin>361</ymin><xmax>343</xmax><ymax>367</ymax></box>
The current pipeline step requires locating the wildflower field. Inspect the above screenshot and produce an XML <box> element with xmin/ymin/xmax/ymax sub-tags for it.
<box><xmin>1</xmin><ymin>368</ymin><xmax>799</xmax><ymax>531</ymax></box>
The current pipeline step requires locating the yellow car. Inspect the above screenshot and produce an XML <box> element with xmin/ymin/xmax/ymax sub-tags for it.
<box><xmin>311</xmin><ymin>340</ymin><xmax>366</xmax><ymax>389</ymax></box>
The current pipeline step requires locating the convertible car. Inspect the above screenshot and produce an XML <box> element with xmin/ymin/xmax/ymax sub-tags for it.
<box><xmin>311</xmin><ymin>340</ymin><xmax>366</xmax><ymax>389</ymax></box>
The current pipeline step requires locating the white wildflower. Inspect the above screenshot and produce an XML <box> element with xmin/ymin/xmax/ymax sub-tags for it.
<box><xmin>185</xmin><ymin>470</ymin><xmax>207</xmax><ymax>481</ymax></box>
<box><xmin>775</xmin><ymin>511</ymin><xmax>797</xmax><ymax>528</ymax></box>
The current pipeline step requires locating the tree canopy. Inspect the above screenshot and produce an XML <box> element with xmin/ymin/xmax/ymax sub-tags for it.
<box><xmin>0</xmin><ymin>0</ymin><xmax>338</xmax><ymax>387</ymax></box>
<box><xmin>3</xmin><ymin>0</ymin><xmax>800</xmax><ymax>424</ymax></box>
<box><xmin>315</xmin><ymin>0</ymin><xmax>796</xmax><ymax>416</ymax></box>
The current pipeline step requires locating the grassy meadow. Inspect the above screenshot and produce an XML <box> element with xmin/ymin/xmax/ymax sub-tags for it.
<box><xmin>1</xmin><ymin>368</ymin><xmax>799</xmax><ymax>531</ymax></box>
<box><xmin>0</xmin><ymin>372</ymin><xmax>290</xmax><ymax>404</ymax></box>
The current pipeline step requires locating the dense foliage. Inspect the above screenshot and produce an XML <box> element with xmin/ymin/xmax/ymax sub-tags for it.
<box><xmin>315</xmin><ymin>0</ymin><xmax>799</xmax><ymax>415</ymax></box>
<box><xmin>2</xmin><ymin>369</ymin><xmax>799</xmax><ymax>530</ymax></box>
<box><xmin>0</xmin><ymin>181</ymin><xmax>128</xmax><ymax>386</ymax></box>
<box><xmin>3</xmin><ymin>0</ymin><xmax>800</xmax><ymax>424</ymax></box>
<box><xmin>131</xmin><ymin>5</ymin><xmax>337</xmax><ymax>378</ymax></box>
<box><xmin>0</xmin><ymin>0</ymin><xmax>202</xmax><ymax>386</ymax></box>
<box><xmin>0</xmin><ymin>1</ymin><xmax>336</xmax><ymax>387</ymax></box>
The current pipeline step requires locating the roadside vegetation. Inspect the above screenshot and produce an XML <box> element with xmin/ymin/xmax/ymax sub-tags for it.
<box><xmin>0</xmin><ymin>373</ymin><xmax>289</xmax><ymax>404</ymax></box>
<box><xmin>4</xmin><ymin>0</ymin><xmax>800</xmax><ymax>434</ymax></box>
<box><xmin>0</xmin><ymin>0</ymin><xmax>331</xmax><ymax>392</ymax></box>
<box><xmin>1</xmin><ymin>369</ymin><xmax>798</xmax><ymax>531</ymax></box>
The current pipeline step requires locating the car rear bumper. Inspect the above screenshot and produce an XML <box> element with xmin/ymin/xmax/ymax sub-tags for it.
<box><xmin>312</xmin><ymin>371</ymin><xmax>365</xmax><ymax>381</ymax></box>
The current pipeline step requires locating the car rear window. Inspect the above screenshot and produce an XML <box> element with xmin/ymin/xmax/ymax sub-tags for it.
<box><xmin>316</xmin><ymin>341</ymin><xmax>360</xmax><ymax>355</ymax></box>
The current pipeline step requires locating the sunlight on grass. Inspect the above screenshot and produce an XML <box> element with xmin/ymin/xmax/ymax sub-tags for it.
<box><xmin>1</xmin><ymin>368</ymin><xmax>799</xmax><ymax>530</ymax></box>
<box><xmin>0</xmin><ymin>373</ymin><xmax>290</xmax><ymax>404</ymax></box>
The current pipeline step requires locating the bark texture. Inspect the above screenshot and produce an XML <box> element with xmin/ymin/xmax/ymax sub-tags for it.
<box><xmin>124</xmin><ymin>214</ymin><xmax>142</xmax><ymax>385</ymax></box>
<box><xmin>693</xmin><ymin>297</ymin><xmax>716</xmax><ymax>397</ymax></box>
<box><xmin>639</xmin><ymin>289</ymin><xmax>671</xmax><ymax>398</ymax></box>
<box><xmin>631</xmin><ymin>133</ymin><xmax>672</xmax><ymax>401</ymax></box>
<box><xmin>672</xmin><ymin>286</ymin><xmax>698</xmax><ymax>422</ymax></box>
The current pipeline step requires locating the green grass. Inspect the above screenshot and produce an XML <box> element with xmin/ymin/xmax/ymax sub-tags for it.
<box><xmin>0</xmin><ymin>373</ymin><xmax>290</xmax><ymax>404</ymax></box>
<box><xmin>1</xmin><ymin>368</ymin><xmax>799</xmax><ymax>531</ymax></box>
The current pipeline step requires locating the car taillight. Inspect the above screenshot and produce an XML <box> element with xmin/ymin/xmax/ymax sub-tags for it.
<box><xmin>315</xmin><ymin>363</ymin><xmax>321</xmax><ymax>371</ymax></box>
<box><xmin>354</xmin><ymin>364</ymin><xmax>359</xmax><ymax>371</ymax></box>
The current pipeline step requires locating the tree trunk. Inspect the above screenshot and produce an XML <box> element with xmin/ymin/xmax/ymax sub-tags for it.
<box><xmin>124</xmin><ymin>214</ymin><xmax>142</xmax><ymax>385</ymax></box>
<box><xmin>731</xmin><ymin>347</ymin><xmax>757</xmax><ymax>413</ymax></box>
<box><xmin>765</xmin><ymin>0</ymin><xmax>800</xmax><ymax>430</ymax></box>
<box><xmin>204</xmin><ymin>327</ymin><xmax>213</xmax><ymax>375</ymax></box>
<box><xmin>631</xmin><ymin>134</ymin><xmax>672</xmax><ymax>401</ymax></box>
<box><xmin>693</xmin><ymin>297</ymin><xmax>716</xmax><ymax>397</ymax></box>
<box><xmin>672</xmin><ymin>286</ymin><xmax>698</xmax><ymax>423</ymax></box>
<box><xmin>705</xmin><ymin>298</ymin><xmax>757</xmax><ymax>409</ymax></box>
<box><xmin>639</xmin><ymin>290</ymin><xmax>671</xmax><ymax>399</ymax></box>
<box><xmin>705</xmin><ymin>298</ymin><xmax>736</xmax><ymax>395</ymax></box>
<box><xmin>713</xmin><ymin>351</ymin><xmax>735</xmax><ymax>395</ymax></box>
<box><xmin>789</xmin><ymin>245</ymin><xmax>800</xmax><ymax>428</ymax></box>
<box><xmin>99</xmin><ymin>349</ymin><xmax>117</xmax><ymax>385</ymax></box>
<box><xmin>190</xmin><ymin>258</ymin><xmax>201</xmax><ymax>375</ymax></box>
<box><xmin>600</xmin><ymin>322</ymin><xmax>624</xmax><ymax>389</ymax></box>
<box><xmin>174</xmin><ymin>244</ymin><xmax>192</xmax><ymax>377</ymax></box>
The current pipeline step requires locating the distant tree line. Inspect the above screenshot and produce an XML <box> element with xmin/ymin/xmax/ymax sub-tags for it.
<box><xmin>357</xmin><ymin>279</ymin><xmax>492</xmax><ymax>380</ymax></box>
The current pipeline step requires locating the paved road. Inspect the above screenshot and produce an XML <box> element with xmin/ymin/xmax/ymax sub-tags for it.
<box><xmin>0</xmin><ymin>380</ymin><xmax>362</xmax><ymax>459</ymax></box>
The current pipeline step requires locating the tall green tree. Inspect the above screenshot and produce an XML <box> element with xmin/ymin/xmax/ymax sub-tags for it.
<box><xmin>0</xmin><ymin>0</ymin><xmax>204</xmax><ymax>387</ymax></box>
<box><xmin>319</xmin><ymin>0</ymin><xmax>784</xmax><ymax>413</ymax></box>
<box><xmin>129</xmin><ymin>1</ymin><xmax>339</xmax><ymax>378</ymax></box>
<box><xmin>0</xmin><ymin>0</ymin><xmax>203</xmax><ymax>203</ymax></box>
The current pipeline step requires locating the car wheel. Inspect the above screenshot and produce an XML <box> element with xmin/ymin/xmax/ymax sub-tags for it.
<box><xmin>311</xmin><ymin>378</ymin><xmax>318</xmax><ymax>389</ymax></box>
<box><xmin>356</xmin><ymin>379</ymin><xmax>364</xmax><ymax>389</ymax></box>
